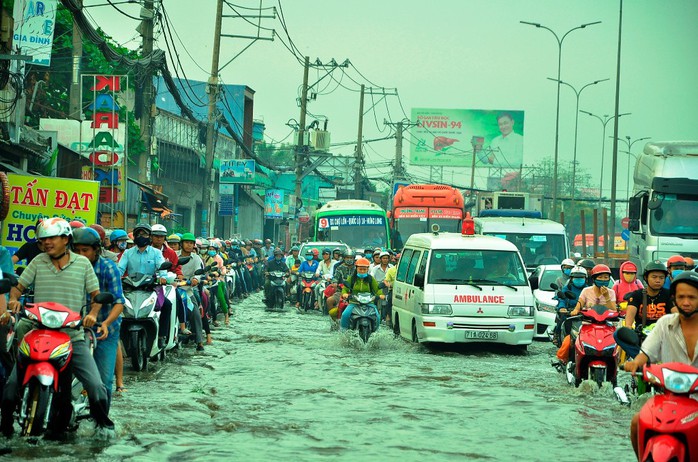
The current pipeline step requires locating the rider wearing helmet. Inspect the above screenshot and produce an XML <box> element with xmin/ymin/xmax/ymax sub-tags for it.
<box><xmin>285</xmin><ymin>245</ymin><xmax>300</xmax><ymax>269</ymax></box>
<box><xmin>326</xmin><ymin>249</ymin><xmax>357</xmax><ymax>319</ymax></box>
<box><xmin>11</xmin><ymin>217</ymin><xmax>46</xmax><ymax>265</ymax></box>
<box><xmin>150</xmin><ymin>224</ymin><xmax>182</xmax><ymax>279</ymax></box>
<box><xmin>552</xmin><ymin>266</ymin><xmax>588</xmax><ymax>346</ymax></box>
<box><xmin>71</xmin><ymin>227</ymin><xmax>126</xmax><ymax>402</ymax></box>
<box><xmin>264</xmin><ymin>249</ymin><xmax>289</xmax><ymax>303</ymax></box>
<box><xmin>685</xmin><ymin>256</ymin><xmax>695</xmax><ymax>272</ymax></box>
<box><xmin>296</xmin><ymin>250</ymin><xmax>320</xmax><ymax>308</ymax></box>
<box><xmin>261</xmin><ymin>238</ymin><xmax>274</xmax><ymax>259</ymax></box>
<box><xmin>576</xmin><ymin>258</ymin><xmax>595</xmax><ymax>285</ymax></box>
<box><xmin>69</xmin><ymin>219</ymin><xmax>85</xmax><ymax>229</ymax></box>
<box><xmin>108</xmin><ymin>229</ymin><xmax>129</xmax><ymax>259</ymax></box>
<box><xmin>318</xmin><ymin>247</ymin><xmax>336</xmax><ymax>279</ymax></box>
<box><xmin>619</xmin><ymin>260</ymin><xmax>675</xmax><ymax>339</ymax></box>
<box><xmin>555</xmin><ymin>258</ymin><xmax>576</xmax><ymax>289</ymax></box>
<box><xmin>332</xmin><ymin>248</ymin><xmax>342</xmax><ymax>262</ymax></box>
<box><xmin>340</xmin><ymin>257</ymin><xmax>384</xmax><ymax>330</ymax></box>
<box><xmin>612</xmin><ymin>261</ymin><xmax>644</xmax><ymax>305</ymax></box>
<box><xmin>570</xmin><ymin>264</ymin><xmax>617</xmax><ymax>316</ymax></box>
<box><xmin>176</xmin><ymin>232</ymin><xmax>208</xmax><ymax>351</ymax></box>
<box><xmin>167</xmin><ymin>234</ymin><xmax>181</xmax><ymax>252</ymax></box>
<box><xmin>3</xmin><ymin>218</ymin><xmax>116</xmax><ymax>436</ymax></box>
<box><xmin>664</xmin><ymin>255</ymin><xmax>687</xmax><ymax>289</ymax></box>
<box><xmin>623</xmin><ymin>270</ymin><xmax>698</xmax><ymax>458</ymax></box>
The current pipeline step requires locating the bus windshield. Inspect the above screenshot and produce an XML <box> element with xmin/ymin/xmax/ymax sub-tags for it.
<box><xmin>316</xmin><ymin>214</ymin><xmax>388</xmax><ymax>249</ymax></box>
<box><xmin>428</xmin><ymin>250</ymin><xmax>528</xmax><ymax>286</ymax></box>
<box><xmin>483</xmin><ymin>233</ymin><xmax>567</xmax><ymax>268</ymax></box>
<box><xmin>649</xmin><ymin>193</ymin><xmax>698</xmax><ymax>237</ymax></box>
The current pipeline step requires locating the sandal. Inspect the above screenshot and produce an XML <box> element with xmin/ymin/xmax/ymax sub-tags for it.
<box><xmin>180</xmin><ymin>328</ymin><xmax>192</xmax><ymax>336</ymax></box>
<box><xmin>115</xmin><ymin>386</ymin><xmax>127</xmax><ymax>394</ymax></box>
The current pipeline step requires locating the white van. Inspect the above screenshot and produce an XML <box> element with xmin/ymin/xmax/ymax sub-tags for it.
<box><xmin>391</xmin><ymin>231</ymin><xmax>535</xmax><ymax>349</ymax></box>
<box><xmin>473</xmin><ymin>211</ymin><xmax>570</xmax><ymax>274</ymax></box>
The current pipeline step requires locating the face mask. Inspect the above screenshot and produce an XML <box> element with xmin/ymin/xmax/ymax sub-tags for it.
<box><xmin>572</xmin><ymin>278</ymin><xmax>586</xmax><ymax>288</ymax></box>
<box><xmin>678</xmin><ymin>307</ymin><xmax>698</xmax><ymax>319</ymax></box>
<box><xmin>305</xmin><ymin>255</ymin><xmax>313</xmax><ymax>261</ymax></box>
<box><xmin>275</xmin><ymin>256</ymin><xmax>282</xmax><ymax>261</ymax></box>
<box><xmin>134</xmin><ymin>236</ymin><xmax>151</xmax><ymax>248</ymax></box>
<box><xmin>208</xmin><ymin>250</ymin><xmax>216</xmax><ymax>257</ymax></box>
<box><xmin>594</xmin><ymin>279</ymin><xmax>610</xmax><ymax>288</ymax></box>
<box><xmin>199</xmin><ymin>248</ymin><xmax>208</xmax><ymax>255</ymax></box>
<box><xmin>563</xmin><ymin>268</ymin><xmax>571</xmax><ymax>276</ymax></box>
<box><xmin>117</xmin><ymin>241</ymin><xmax>127</xmax><ymax>250</ymax></box>
<box><xmin>622</xmin><ymin>273</ymin><xmax>636</xmax><ymax>283</ymax></box>
<box><xmin>357</xmin><ymin>272</ymin><xmax>368</xmax><ymax>279</ymax></box>
<box><xmin>671</xmin><ymin>269</ymin><xmax>684</xmax><ymax>279</ymax></box>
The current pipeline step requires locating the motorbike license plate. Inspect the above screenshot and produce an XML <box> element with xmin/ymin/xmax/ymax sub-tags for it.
<box><xmin>304</xmin><ymin>288</ymin><xmax>312</xmax><ymax>293</ymax></box>
<box><xmin>464</xmin><ymin>330</ymin><xmax>498</xmax><ymax>340</ymax></box>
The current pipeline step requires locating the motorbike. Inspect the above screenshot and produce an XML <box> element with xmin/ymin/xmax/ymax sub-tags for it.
<box><xmin>299</xmin><ymin>271</ymin><xmax>319</xmax><ymax>312</ymax></box>
<box><xmin>265</xmin><ymin>271</ymin><xmax>287</xmax><ymax>311</ymax></box>
<box><xmin>346</xmin><ymin>292</ymin><xmax>380</xmax><ymax>343</ymax></box>
<box><xmin>14</xmin><ymin>292</ymin><xmax>113</xmax><ymax>436</ymax></box>
<box><xmin>550</xmin><ymin>283</ymin><xmax>578</xmax><ymax>346</ymax></box>
<box><xmin>563</xmin><ymin>305</ymin><xmax>629</xmax><ymax>404</ymax></box>
<box><xmin>315</xmin><ymin>274</ymin><xmax>331</xmax><ymax>315</ymax></box>
<box><xmin>120</xmin><ymin>260</ymin><xmax>177</xmax><ymax>371</ymax></box>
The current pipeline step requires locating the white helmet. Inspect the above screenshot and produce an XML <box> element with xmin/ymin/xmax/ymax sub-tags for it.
<box><xmin>561</xmin><ymin>258</ymin><xmax>575</xmax><ymax>268</ymax></box>
<box><xmin>37</xmin><ymin>218</ymin><xmax>72</xmax><ymax>240</ymax></box>
<box><xmin>151</xmin><ymin>224</ymin><xmax>168</xmax><ymax>236</ymax></box>
<box><xmin>569</xmin><ymin>266</ymin><xmax>587</xmax><ymax>278</ymax></box>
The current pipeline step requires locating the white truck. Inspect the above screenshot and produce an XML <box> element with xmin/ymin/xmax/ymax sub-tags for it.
<box><xmin>628</xmin><ymin>141</ymin><xmax>698</xmax><ymax>270</ymax></box>
<box><xmin>477</xmin><ymin>191</ymin><xmax>543</xmax><ymax>216</ymax></box>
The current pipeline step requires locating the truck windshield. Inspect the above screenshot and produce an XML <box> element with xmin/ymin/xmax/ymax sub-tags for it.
<box><xmin>650</xmin><ymin>193</ymin><xmax>698</xmax><ymax>237</ymax></box>
<box><xmin>484</xmin><ymin>233</ymin><xmax>567</xmax><ymax>268</ymax></box>
<box><xmin>428</xmin><ymin>250</ymin><xmax>528</xmax><ymax>286</ymax></box>
<box><xmin>394</xmin><ymin>217</ymin><xmax>461</xmax><ymax>248</ymax></box>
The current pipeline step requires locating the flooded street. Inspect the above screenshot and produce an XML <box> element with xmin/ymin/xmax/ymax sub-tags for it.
<box><xmin>7</xmin><ymin>293</ymin><xmax>637</xmax><ymax>461</ymax></box>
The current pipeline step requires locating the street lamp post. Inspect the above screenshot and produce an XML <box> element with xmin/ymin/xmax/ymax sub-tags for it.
<box><xmin>615</xmin><ymin>135</ymin><xmax>650</xmax><ymax>215</ymax></box>
<box><xmin>521</xmin><ymin>20</ymin><xmax>601</xmax><ymax>220</ymax></box>
<box><xmin>547</xmin><ymin>78</ymin><xmax>609</xmax><ymax>209</ymax></box>
<box><xmin>579</xmin><ymin>110</ymin><xmax>630</xmax><ymax>208</ymax></box>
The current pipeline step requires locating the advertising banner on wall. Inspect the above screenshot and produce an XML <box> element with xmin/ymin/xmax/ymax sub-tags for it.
<box><xmin>12</xmin><ymin>0</ymin><xmax>58</xmax><ymax>66</ymax></box>
<box><xmin>264</xmin><ymin>189</ymin><xmax>284</xmax><ymax>219</ymax></box>
<box><xmin>2</xmin><ymin>173</ymin><xmax>99</xmax><ymax>259</ymax></box>
<box><xmin>220</xmin><ymin>159</ymin><xmax>255</xmax><ymax>184</ymax></box>
<box><xmin>409</xmin><ymin>108</ymin><xmax>525</xmax><ymax>168</ymax></box>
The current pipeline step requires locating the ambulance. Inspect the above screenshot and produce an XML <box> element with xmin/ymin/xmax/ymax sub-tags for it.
<box><xmin>391</xmin><ymin>224</ymin><xmax>535</xmax><ymax>349</ymax></box>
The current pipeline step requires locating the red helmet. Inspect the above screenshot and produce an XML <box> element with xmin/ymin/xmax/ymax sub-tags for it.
<box><xmin>69</xmin><ymin>220</ymin><xmax>85</xmax><ymax>229</ymax></box>
<box><xmin>311</xmin><ymin>248</ymin><xmax>320</xmax><ymax>257</ymax></box>
<box><xmin>590</xmin><ymin>264</ymin><xmax>612</xmax><ymax>278</ymax></box>
<box><xmin>89</xmin><ymin>223</ymin><xmax>106</xmax><ymax>241</ymax></box>
<box><xmin>666</xmin><ymin>255</ymin><xmax>686</xmax><ymax>268</ymax></box>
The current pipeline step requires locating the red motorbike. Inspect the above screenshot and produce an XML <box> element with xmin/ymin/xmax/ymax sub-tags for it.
<box><xmin>299</xmin><ymin>271</ymin><xmax>319</xmax><ymax>312</ymax></box>
<box><xmin>635</xmin><ymin>362</ymin><xmax>698</xmax><ymax>462</ymax></box>
<box><xmin>16</xmin><ymin>294</ymin><xmax>112</xmax><ymax>436</ymax></box>
<box><xmin>566</xmin><ymin>305</ymin><xmax>622</xmax><ymax>387</ymax></box>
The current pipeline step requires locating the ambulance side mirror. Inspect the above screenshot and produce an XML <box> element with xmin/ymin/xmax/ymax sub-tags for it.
<box><xmin>414</xmin><ymin>273</ymin><xmax>425</xmax><ymax>289</ymax></box>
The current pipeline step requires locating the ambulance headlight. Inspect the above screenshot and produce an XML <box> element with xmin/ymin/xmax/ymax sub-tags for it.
<box><xmin>508</xmin><ymin>305</ymin><xmax>533</xmax><ymax>317</ymax></box>
<box><xmin>420</xmin><ymin>304</ymin><xmax>452</xmax><ymax>315</ymax></box>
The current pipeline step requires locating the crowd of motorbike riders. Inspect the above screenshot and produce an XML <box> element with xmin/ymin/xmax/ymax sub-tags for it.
<box><xmin>0</xmin><ymin>216</ymin><xmax>697</xmax><ymax>458</ymax></box>
<box><xmin>0</xmin><ymin>216</ymin><xmax>399</xmax><ymax>440</ymax></box>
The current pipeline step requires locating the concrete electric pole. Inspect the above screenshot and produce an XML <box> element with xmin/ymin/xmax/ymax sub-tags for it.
<box><xmin>354</xmin><ymin>84</ymin><xmax>365</xmax><ymax>199</ymax></box>
<box><xmin>137</xmin><ymin>0</ymin><xmax>155</xmax><ymax>184</ymax></box>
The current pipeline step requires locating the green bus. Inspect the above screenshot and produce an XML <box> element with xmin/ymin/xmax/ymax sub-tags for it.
<box><xmin>314</xmin><ymin>200</ymin><xmax>389</xmax><ymax>250</ymax></box>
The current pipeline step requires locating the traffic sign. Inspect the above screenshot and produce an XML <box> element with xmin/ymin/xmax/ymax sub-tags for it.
<box><xmin>621</xmin><ymin>229</ymin><xmax>630</xmax><ymax>241</ymax></box>
<box><xmin>621</xmin><ymin>217</ymin><xmax>630</xmax><ymax>229</ymax></box>
<box><xmin>297</xmin><ymin>211</ymin><xmax>310</xmax><ymax>223</ymax></box>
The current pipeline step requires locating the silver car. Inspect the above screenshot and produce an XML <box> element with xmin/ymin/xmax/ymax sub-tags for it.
<box><xmin>528</xmin><ymin>264</ymin><xmax>563</xmax><ymax>340</ymax></box>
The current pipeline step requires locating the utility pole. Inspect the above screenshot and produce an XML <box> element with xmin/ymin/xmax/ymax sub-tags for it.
<box><xmin>202</xmin><ymin>0</ymin><xmax>224</xmax><ymax>237</ymax></box>
<box><xmin>609</xmin><ymin>0</ymin><xmax>624</xmax><ymax>245</ymax></box>
<box><xmin>385</xmin><ymin>119</ymin><xmax>418</xmax><ymax>180</ymax></box>
<box><xmin>137</xmin><ymin>0</ymin><xmax>155</xmax><ymax>184</ymax></box>
<box><xmin>354</xmin><ymin>84</ymin><xmax>365</xmax><ymax>199</ymax></box>
<box><xmin>294</xmin><ymin>56</ymin><xmax>310</xmax><ymax>221</ymax></box>
<box><xmin>68</xmin><ymin>0</ymin><xmax>83</xmax><ymax>119</ymax></box>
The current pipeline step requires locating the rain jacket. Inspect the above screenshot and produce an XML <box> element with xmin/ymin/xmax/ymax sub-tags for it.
<box><xmin>613</xmin><ymin>261</ymin><xmax>643</xmax><ymax>302</ymax></box>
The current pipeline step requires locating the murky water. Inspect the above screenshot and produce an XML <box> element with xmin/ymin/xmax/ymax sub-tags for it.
<box><xmin>3</xmin><ymin>293</ymin><xmax>638</xmax><ymax>461</ymax></box>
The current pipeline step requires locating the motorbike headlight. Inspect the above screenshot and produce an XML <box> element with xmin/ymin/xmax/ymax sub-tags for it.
<box><xmin>663</xmin><ymin>369</ymin><xmax>698</xmax><ymax>394</ymax></box>
<box><xmin>536</xmin><ymin>303</ymin><xmax>557</xmax><ymax>313</ymax></box>
<box><xmin>420</xmin><ymin>304</ymin><xmax>452</xmax><ymax>315</ymax></box>
<box><xmin>508</xmin><ymin>305</ymin><xmax>533</xmax><ymax>317</ymax></box>
<box><xmin>38</xmin><ymin>307</ymin><xmax>69</xmax><ymax>329</ymax></box>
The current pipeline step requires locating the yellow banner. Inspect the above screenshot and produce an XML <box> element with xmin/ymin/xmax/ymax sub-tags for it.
<box><xmin>1</xmin><ymin>173</ymin><xmax>100</xmax><ymax>258</ymax></box>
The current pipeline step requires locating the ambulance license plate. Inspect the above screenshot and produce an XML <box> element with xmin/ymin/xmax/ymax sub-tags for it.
<box><xmin>464</xmin><ymin>330</ymin><xmax>498</xmax><ymax>340</ymax></box>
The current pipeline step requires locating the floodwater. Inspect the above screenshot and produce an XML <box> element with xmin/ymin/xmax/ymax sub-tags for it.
<box><xmin>3</xmin><ymin>293</ymin><xmax>638</xmax><ymax>461</ymax></box>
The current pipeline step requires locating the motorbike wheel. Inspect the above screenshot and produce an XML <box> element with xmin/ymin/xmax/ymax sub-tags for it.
<box><xmin>302</xmin><ymin>292</ymin><xmax>311</xmax><ymax>312</ymax></box>
<box><xmin>131</xmin><ymin>332</ymin><xmax>148</xmax><ymax>372</ymax></box>
<box><xmin>592</xmin><ymin>367</ymin><xmax>605</xmax><ymax>388</ymax></box>
<box><xmin>21</xmin><ymin>382</ymin><xmax>51</xmax><ymax>436</ymax></box>
<box><xmin>411</xmin><ymin>320</ymin><xmax>419</xmax><ymax>343</ymax></box>
<box><xmin>359</xmin><ymin>324</ymin><xmax>371</xmax><ymax>343</ymax></box>
<box><xmin>275</xmin><ymin>291</ymin><xmax>284</xmax><ymax>310</ymax></box>
<box><xmin>392</xmin><ymin>314</ymin><xmax>400</xmax><ymax>338</ymax></box>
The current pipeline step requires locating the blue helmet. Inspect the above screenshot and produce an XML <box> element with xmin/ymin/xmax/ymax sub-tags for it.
<box><xmin>110</xmin><ymin>229</ymin><xmax>128</xmax><ymax>241</ymax></box>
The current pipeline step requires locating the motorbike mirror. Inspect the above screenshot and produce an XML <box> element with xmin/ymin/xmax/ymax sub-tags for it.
<box><xmin>94</xmin><ymin>292</ymin><xmax>115</xmax><ymax>305</ymax></box>
<box><xmin>178</xmin><ymin>256</ymin><xmax>191</xmax><ymax>266</ymax></box>
<box><xmin>564</xmin><ymin>291</ymin><xmax>576</xmax><ymax>300</ymax></box>
<box><xmin>194</xmin><ymin>268</ymin><xmax>206</xmax><ymax>275</ymax></box>
<box><xmin>0</xmin><ymin>278</ymin><xmax>12</xmax><ymax>294</ymax></box>
<box><xmin>160</xmin><ymin>261</ymin><xmax>173</xmax><ymax>271</ymax></box>
<box><xmin>206</xmin><ymin>264</ymin><xmax>216</xmax><ymax>271</ymax></box>
<box><xmin>556</xmin><ymin>290</ymin><xmax>566</xmax><ymax>300</ymax></box>
<box><xmin>623</xmin><ymin>292</ymin><xmax>633</xmax><ymax>301</ymax></box>
<box><xmin>616</xmin><ymin>326</ymin><xmax>641</xmax><ymax>348</ymax></box>
<box><xmin>550</xmin><ymin>282</ymin><xmax>559</xmax><ymax>290</ymax></box>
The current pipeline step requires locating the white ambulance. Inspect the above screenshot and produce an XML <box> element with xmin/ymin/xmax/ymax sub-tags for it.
<box><xmin>391</xmin><ymin>226</ymin><xmax>535</xmax><ymax>349</ymax></box>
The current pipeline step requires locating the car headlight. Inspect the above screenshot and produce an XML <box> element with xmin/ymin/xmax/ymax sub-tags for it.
<box><xmin>536</xmin><ymin>303</ymin><xmax>557</xmax><ymax>313</ymax></box>
<box><xmin>38</xmin><ymin>307</ymin><xmax>69</xmax><ymax>329</ymax></box>
<box><xmin>663</xmin><ymin>369</ymin><xmax>698</xmax><ymax>394</ymax></box>
<box><xmin>420</xmin><ymin>304</ymin><xmax>453</xmax><ymax>315</ymax></box>
<box><xmin>508</xmin><ymin>305</ymin><xmax>533</xmax><ymax>317</ymax></box>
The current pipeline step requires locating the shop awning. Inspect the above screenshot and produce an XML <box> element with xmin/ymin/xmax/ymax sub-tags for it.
<box><xmin>128</xmin><ymin>177</ymin><xmax>174</xmax><ymax>218</ymax></box>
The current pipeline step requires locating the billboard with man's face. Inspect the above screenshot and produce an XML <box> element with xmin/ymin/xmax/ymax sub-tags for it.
<box><xmin>409</xmin><ymin>108</ymin><xmax>525</xmax><ymax>168</ymax></box>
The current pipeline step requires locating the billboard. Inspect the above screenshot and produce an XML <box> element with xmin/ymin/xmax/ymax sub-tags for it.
<box><xmin>264</xmin><ymin>189</ymin><xmax>284</xmax><ymax>219</ymax></box>
<box><xmin>12</xmin><ymin>0</ymin><xmax>58</xmax><ymax>66</ymax></box>
<box><xmin>2</xmin><ymin>173</ymin><xmax>100</xmax><ymax>260</ymax></box>
<box><xmin>410</xmin><ymin>108</ymin><xmax>525</xmax><ymax>169</ymax></box>
<box><xmin>220</xmin><ymin>159</ymin><xmax>255</xmax><ymax>184</ymax></box>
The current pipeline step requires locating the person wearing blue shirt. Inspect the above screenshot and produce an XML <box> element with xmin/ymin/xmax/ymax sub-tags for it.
<box><xmin>296</xmin><ymin>250</ymin><xmax>319</xmax><ymax>309</ymax></box>
<box><xmin>72</xmin><ymin>228</ymin><xmax>125</xmax><ymax>403</ymax></box>
<box><xmin>552</xmin><ymin>266</ymin><xmax>586</xmax><ymax>346</ymax></box>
